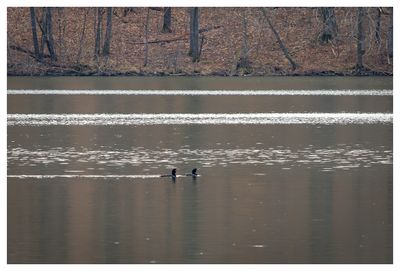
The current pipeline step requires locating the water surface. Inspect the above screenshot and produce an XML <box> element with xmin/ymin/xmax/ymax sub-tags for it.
<box><xmin>7</xmin><ymin>76</ymin><xmax>393</xmax><ymax>90</ymax></box>
<box><xmin>7</xmin><ymin>77</ymin><xmax>392</xmax><ymax>263</ymax></box>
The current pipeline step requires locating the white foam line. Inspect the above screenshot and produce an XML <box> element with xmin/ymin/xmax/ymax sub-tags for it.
<box><xmin>7</xmin><ymin>113</ymin><xmax>393</xmax><ymax>125</ymax></box>
<box><xmin>7</xmin><ymin>89</ymin><xmax>393</xmax><ymax>96</ymax></box>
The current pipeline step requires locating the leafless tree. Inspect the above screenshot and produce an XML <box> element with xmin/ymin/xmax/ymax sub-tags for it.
<box><xmin>56</xmin><ymin>8</ymin><xmax>66</xmax><ymax>60</ymax></box>
<box><xmin>260</xmin><ymin>8</ymin><xmax>298</xmax><ymax>70</ymax></box>
<box><xmin>356</xmin><ymin>7</ymin><xmax>365</xmax><ymax>72</ymax></box>
<box><xmin>76</xmin><ymin>8</ymin><xmax>89</xmax><ymax>64</ymax></box>
<box><xmin>94</xmin><ymin>7</ymin><xmax>103</xmax><ymax>58</ymax></box>
<box><xmin>38</xmin><ymin>7</ymin><xmax>57</xmax><ymax>62</ymax></box>
<box><xmin>387</xmin><ymin>8</ymin><xmax>393</xmax><ymax>59</ymax></box>
<box><xmin>319</xmin><ymin>7</ymin><xmax>337</xmax><ymax>43</ymax></box>
<box><xmin>162</xmin><ymin>7</ymin><xmax>172</xmax><ymax>33</ymax></box>
<box><xmin>188</xmin><ymin>7</ymin><xmax>200</xmax><ymax>62</ymax></box>
<box><xmin>29</xmin><ymin>7</ymin><xmax>41</xmax><ymax>61</ymax></box>
<box><xmin>236</xmin><ymin>9</ymin><xmax>251</xmax><ymax>73</ymax></box>
<box><xmin>102</xmin><ymin>7</ymin><xmax>113</xmax><ymax>56</ymax></box>
<box><xmin>374</xmin><ymin>8</ymin><xmax>381</xmax><ymax>45</ymax></box>
<box><xmin>144</xmin><ymin>8</ymin><xmax>150</xmax><ymax>66</ymax></box>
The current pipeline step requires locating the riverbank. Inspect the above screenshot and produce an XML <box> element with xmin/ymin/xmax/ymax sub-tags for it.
<box><xmin>8</xmin><ymin>7</ymin><xmax>392</xmax><ymax>78</ymax></box>
<box><xmin>7</xmin><ymin>68</ymin><xmax>392</xmax><ymax>77</ymax></box>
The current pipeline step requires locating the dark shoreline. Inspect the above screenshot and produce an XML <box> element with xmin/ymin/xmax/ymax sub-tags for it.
<box><xmin>7</xmin><ymin>69</ymin><xmax>392</xmax><ymax>77</ymax></box>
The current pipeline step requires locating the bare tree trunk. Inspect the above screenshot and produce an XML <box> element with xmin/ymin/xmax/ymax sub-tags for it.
<box><xmin>102</xmin><ymin>7</ymin><xmax>112</xmax><ymax>56</ymax></box>
<box><xmin>40</xmin><ymin>8</ymin><xmax>46</xmax><ymax>58</ymax></box>
<box><xmin>94</xmin><ymin>8</ymin><xmax>102</xmax><ymax>58</ymax></box>
<box><xmin>56</xmin><ymin>8</ymin><xmax>66</xmax><ymax>60</ymax></box>
<box><xmin>375</xmin><ymin>8</ymin><xmax>381</xmax><ymax>45</ymax></box>
<box><xmin>143</xmin><ymin>8</ymin><xmax>150</xmax><ymax>67</ymax></box>
<box><xmin>387</xmin><ymin>8</ymin><xmax>393</xmax><ymax>59</ymax></box>
<box><xmin>260</xmin><ymin>8</ymin><xmax>298</xmax><ymax>70</ymax></box>
<box><xmin>189</xmin><ymin>8</ymin><xmax>193</xmax><ymax>56</ymax></box>
<box><xmin>29</xmin><ymin>7</ymin><xmax>41</xmax><ymax>61</ymax></box>
<box><xmin>237</xmin><ymin>9</ymin><xmax>251</xmax><ymax>73</ymax></box>
<box><xmin>242</xmin><ymin>10</ymin><xmax>249</xmax><ymax>60</ymax></box>
<box><xmin>356</xmin><ymin>7</ymin><xmax>365</xmax><ymax>72</ymax></box>
<box><xmin>46</xmin><ymin>8</ymin><xmax>57</xmax><ymax>62</ymax></box>
<box><xmin>188</xmin><ymin>7</ymin><xmax>200</xmax><ymax>62</ymax></box>
<box><xmin>162</xmin><ymin>7</ymin><xmax>172</xmax><ymax>33</ymax></box>
<box><xmin>38</xmin><ymin>8</ymin><xmax>57</xmax><ymax>62</ymax></box>
<box><xmin>76</xmin><ymin>9</ymin><xmax>88</xmax><ymax>64</ymax></box>
<box><xmin>319</xmin><ymin>7</ymin><xmax>337</xmax><ymax>43</ymax></box>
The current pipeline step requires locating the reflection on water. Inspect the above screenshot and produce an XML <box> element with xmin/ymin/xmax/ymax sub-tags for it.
<box><xmin>8</xmin><ymin>144</ymin><xmax>392</xmax><ymax>176</ymax></box>
<box><xmin>7</xmin><ymin>89</ymin><xmax>393</xmax><ymax>96</ymax></box>
<box><xmin>7</xmin><ymin>174</ymin><xmax>163</xmax><ymax>179</ymax></box>
<box><xmin>7</xmin><ymin>76</ymin><xmax>393</xmax><ymax>90</ymax></box>
<box><xmin>7</xmin><ymin>113</ymin><xmax>393</xmax><ymax>126</ymax></box>
<box><xmin>7</xmin><ymin>79</ymin><xmax>392</xmax><ymax>263</ymax></box>
<box><xmin>8</xmin><ymin>123</ymin><xmax>393</xmax><ymax>263</ymax></box>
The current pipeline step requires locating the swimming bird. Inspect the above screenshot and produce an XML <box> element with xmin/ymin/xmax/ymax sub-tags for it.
<box><xmin>161</xmin><ymin>168</ymin><xmax>177</xmax><ymax>178</ymax></box>
<box><xmin>186</xmin><ymin>168</ymin><xmax>198</xmax><ymax>177</ymax></box>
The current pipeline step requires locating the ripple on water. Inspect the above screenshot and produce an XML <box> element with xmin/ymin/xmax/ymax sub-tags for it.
<box><xmin>7</xmin><ymin>89</ymin><xmax>393</xmax><ymax>96</ymax></box>
<box><xmin>7</xmin><ymin>144</ymin><xmax>392</xmax><ymax>178</ymax></box>
<box><xmin>7</xmin><ymin>113</ymin><xmax>393</xmax><ymax>126</ymax></box>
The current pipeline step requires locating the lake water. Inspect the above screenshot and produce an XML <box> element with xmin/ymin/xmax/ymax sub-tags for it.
<box><xmin>7</xmin><ymin>76</ymin><xmax>393</xmax><ymax>263</ymax></box>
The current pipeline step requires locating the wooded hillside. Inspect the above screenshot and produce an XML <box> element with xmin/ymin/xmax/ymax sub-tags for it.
<box><xmin>7</xmin><ymin>7</ymin><xmax>393</xmax><ymax>76</ymax></box>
